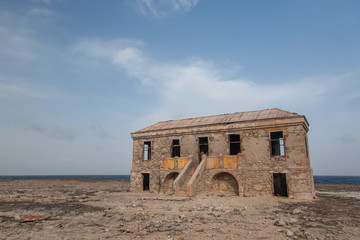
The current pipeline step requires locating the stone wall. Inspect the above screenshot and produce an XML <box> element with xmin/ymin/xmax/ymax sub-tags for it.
<box><xmin>130</xmin><ymin>117</ymin><xmax>314</xmax><ymax>199</ymax></box>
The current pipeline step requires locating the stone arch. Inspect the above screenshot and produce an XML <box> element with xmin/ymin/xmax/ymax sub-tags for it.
<box><xmin>162</xmin><ymin>172</ymin><xmax>179</xmax><ymax>194</ymax></box>
<box><xmin>212</xmin><ymin>172</ymin><xmax>239</xmax><ymax>196</ymax></box>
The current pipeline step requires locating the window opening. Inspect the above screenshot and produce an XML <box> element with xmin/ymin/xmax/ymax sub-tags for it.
<box><xmin>142</xmin><ymin>173</ymin><xmax>150</xmax><ymax>191</ymax></box>
<box><xmin>273</xmin><ymin>173</ymin><xmax>288</xmax><ymax>197</ymax></box>
<box><xmin>270</xmin><ymin>131</ymin><xmax>285</xmax><ymax>156</ymax></box>
<box><xmin>171</xmin><ymin>139</ymin><xmax>180</xmax><ymax>158</ymax></box>
<box><xmin>144</xmin><ymin>141</ymin><xmax>151</xmax><ymax>160</ymax></box>
<box><xmin>229</xmin><ymin>134</ymin><xmax>241</xmax><ymax>155</ymax></box>
<box><xmin>199</xmin><ymin>137</ymin><xmax>209</xmax><ymax>161</ymax></box>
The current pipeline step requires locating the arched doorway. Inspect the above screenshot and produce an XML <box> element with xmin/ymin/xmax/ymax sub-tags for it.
<box><xmin>162</xmin><ymin>172</ymin><xmax>179</xmax><ymax>194</ymax></box>
<box><xmin>212</xmin><ymin>172</ymin><xmax>239</xmax><ymax>196</ymax></box>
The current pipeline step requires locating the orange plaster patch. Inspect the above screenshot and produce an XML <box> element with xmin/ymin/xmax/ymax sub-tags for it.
<box><xmin>206</xmin><ymin>157</ymin><xmax>220</xmax><ymax>169</ymax></box>
<box><xmin>163</xmin><ymin>158</ymin><xmax>175</xmax><ymax>169</ymax></box>
<box><xmin>177</xmin><ymin>158</ymin><xmax>189</xmax><ymax>169</ymax></box>
<box><xmin>223</xmin><ymin>156</ymin><xmax>238</xmax><ymax>168</ymax></box>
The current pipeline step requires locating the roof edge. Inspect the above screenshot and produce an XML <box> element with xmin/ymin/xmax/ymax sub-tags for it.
<box><xmin>131</xmin><ymin>114</ymin><xmax>307</xmax><ymax>136</ymax></box>
<box><xmin>133</xmin><ymin>108</ymin><xmax>301</xmax><ymax>134</ymax></box>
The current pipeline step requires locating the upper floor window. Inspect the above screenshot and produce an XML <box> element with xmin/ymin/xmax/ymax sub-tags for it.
<box><xmin>199</xmin><ymin>137</ymin><xmax>209</xmax><ymax>157</ymax></box>
<box><xmin>171</xmin><ymin>139</ymin><xmax>180</xmax><ymax>157</ymax></box>
<box><xmin>229</xmin><ymin>134</ymin><xmax>241</xmax><ymax>155</ymax></box>
<box><xmin>270</xmin><ymin>131</ymin><xmax>285</xmax><ymax>156</ymax></box>
<box><xmin>144</xmin><ymin>141</ymin><xmax>151</xmax><ymax>160</ymax></box>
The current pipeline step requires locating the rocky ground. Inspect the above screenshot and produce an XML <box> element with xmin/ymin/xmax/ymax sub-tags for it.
<box><xmin>0</xmin><ymin>179</ymin><xmax>359</xmax><ymax>240</ymax></box>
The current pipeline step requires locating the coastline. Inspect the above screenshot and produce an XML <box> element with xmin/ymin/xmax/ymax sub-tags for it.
<box><xmin>0</xmin><ymin>179</ymin><xmax>359</xmax><ymax>239</ymax></box>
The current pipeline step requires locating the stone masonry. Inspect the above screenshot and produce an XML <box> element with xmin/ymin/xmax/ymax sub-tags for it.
<box><xmin>130</xmin><ymin>108</ymin><xmax>315</xmax><ymax>199</ymax></box>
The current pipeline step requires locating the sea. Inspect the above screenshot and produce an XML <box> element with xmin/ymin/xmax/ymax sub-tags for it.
<box><xmin>0</xmin><ymin>175</ymin><xmax>359</xmax><ymax>185</ymax></box>
<box><xmin>0</xmin><ymin>175</ymin><xmax>130</xmax><ymax>180</ymax></box>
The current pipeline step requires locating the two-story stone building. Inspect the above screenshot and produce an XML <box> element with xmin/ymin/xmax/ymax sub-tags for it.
<box><xmin>130</xmin><ymin>108</ymin><xmax>315</xmax><ymax>199</ymax></box>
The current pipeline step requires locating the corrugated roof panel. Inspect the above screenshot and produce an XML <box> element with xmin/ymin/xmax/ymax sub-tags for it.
<box><xmin>134</xmin><ymin>108</ymin><xmax>300</xmax><ymax>133</ymax></box>
<box><xmin>239</xmin><ymin>111</ymin><xmax>255</xmax><ymax>121</ymax></box>
<box><xmin>214</xmin><ymin>114</ymin><xmax>227</xmax><ymax>124</ymax></box>
<box><xmin>229</xmin><ymin>112</ymin><xmax>244</xmax><ymax>123</ymax></box>
<box><xmin>193</xmin><ymin>117</ymin><xmax>207</xmax><ymax>126</ymax></box>
<box><xmin>218</xmin><ymin>114</ymin><xmax>231</xmax><ymax>123</ymax></box>
<box><xmin>202</xmin><ymin>115</ymin><xmax>219</xmax><ymax>125</ymax></box>
<box><xmin>175</xmin><ymin>118</ymin><xmax>193</xmax><ymax>128</ymax></box>
<box><xmin>257</xmin><ymin>109</ymin><xmax>271</xmax><ymax>120</ymax></box>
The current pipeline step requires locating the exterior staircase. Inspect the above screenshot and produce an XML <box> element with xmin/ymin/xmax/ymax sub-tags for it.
<box><xmin>175</xmin><ymin>167</ymin><xmax>196</xmax><ymax>196</ymax></box>
<box><xmin>173</xmin><ymin>155</ymin><xmax>207</xmax><ymax>197</ymax></box>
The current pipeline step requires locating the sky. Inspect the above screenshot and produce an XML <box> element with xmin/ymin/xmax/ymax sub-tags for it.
<box><xmin>0</xmin><ymin>0</ymin><xmax>359</xmax><ymax>176</ymax></box>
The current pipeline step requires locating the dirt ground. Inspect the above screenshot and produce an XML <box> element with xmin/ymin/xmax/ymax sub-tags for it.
<box><xmin>0</xmin><ymin>179</ymin><xmax>359</xmax><ymax>240</ymax></box>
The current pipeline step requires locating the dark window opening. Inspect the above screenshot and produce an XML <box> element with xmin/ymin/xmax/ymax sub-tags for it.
<box><xmin>229</xmin><ymin>134</ymin><xmax>241</xmax><ymax>155</ymax></box>
<box><xmin>142</xmin><ymin>173</ymin><xmax>150</xmax><ymax>191</ymax></box>
<box><xmin>171</xmin><ymin>139</ymin><xmax>180</xmax><ymax>157</ymax></box>
<box><xmin>199</xmin><ymin>137</ymin><xmax>209</xmax><ymax>160</ymax></box>
<box><xmin>270</xmin><ymin>131</ymin><xmax>285</xmax><ymax>156</ymax></box>
<box><xmin>144</xmin><ymin>141</ymin><xmax>151</xmax><ymax>160</ymax></box>
<box><xmin>273</xmin><ymin>173</ymin><xmax>288</xmax><ymax>197</ymax></box>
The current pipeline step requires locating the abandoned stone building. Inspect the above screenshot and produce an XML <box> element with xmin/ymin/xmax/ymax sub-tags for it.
<box><xmin>130</xmin><ymin>108</ymin><xmax>315</xmax><ymax>199</ymax></box>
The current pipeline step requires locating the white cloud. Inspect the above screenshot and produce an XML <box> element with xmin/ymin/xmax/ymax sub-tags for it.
<box><xmin>133</xmin><ymin>0</ymin><xmax>200</xmax><ymax>18</ymax></box>
<box><xmin>0</xmin><ymin>81</ymin><xmax>46</xmax><ymax>99</ymax></box>
<box><xmin>113</xmin><ymin>47</ymin><xmax>144</xmax><ymax>66</ymax></box>
<box><xmin>31</xmin><ymin>0</ymin><xmax>63</xmax><ymax>4</ymax></box>
<box><xmin>28</xmin><ymin>8</ymin><xmax>56</xmax><ymax>17</ymax></box>
<box><xmin>72</xmin><ymin>38</ymin><xmax>144</xmax><ymax>61</ymax></box>
<box><xmin>74</xmin><ymin>38</ymin><xmax>329</xmax><ymax>129</ymax></box>
<box><xmin>0</xmin><ymin>23</ymin><xmax>37</xmax><ymax>61</ymax></box>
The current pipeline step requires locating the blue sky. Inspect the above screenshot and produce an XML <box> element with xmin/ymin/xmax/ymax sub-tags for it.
<box><xmin>0</xmin><ymin>0</ymin><xmax>359</xmax><ymax>175</ymax></box>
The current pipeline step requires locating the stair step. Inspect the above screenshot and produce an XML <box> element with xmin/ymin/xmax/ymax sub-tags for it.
<box><xmin>174</xmin><ymin>167</ymin><xmax>196</xmax><ymax>196</ymax></box>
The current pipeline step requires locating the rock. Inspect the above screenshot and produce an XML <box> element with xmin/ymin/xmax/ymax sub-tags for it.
<box><xmin>292</xmin><ymin>208</ymin><xmax>302</xmax><ymax>215</ymax></box>
<box><xmin>195</xmin><ymin>227</ymin><xmax>204</xmax><ymax>232</ymax></box>
<box><xmin>305</xmin><ymin>222</ymin><xmax>336</xmax><ymax>228</ymax></box>
<box><xmin>274</xmin><ymin>220</ymin><xmax>286</xmax><ymax>226</ymax></box>
<box><xmin>136</xmin><ymin>231</ymin><xmax>147</xmax><ymax>236</ymax></box>
<box><xmin>291</xmin><ymin>228</ymin><xmax>300</xmax><ymax>236</ymax></box>
<box><xmin>286</xmin><ymin>229</ymin><xmax>294</xmax><ymax>237</ymax></box>
<box><xmin>285</xmin><ymin>217</ymin><xmax>298</xmax><ymax>224</ymax></box>
<box><xmin>233</xmin><ymin>207</ymin><xmax>245</xmax><ymax>215</ymax></box>
<box><xmin>218</xmin><ymin>228</ymin><xmax>229</xmax><ymax>234</ymax></box>
<box><xmin>123</xmin><ymin>215</ymin><xmax>135</xmax><ymax>222</ymax></box>
<box><xmin>126</xmin><ymin>202</ymin><xmax>143</xmax><ymax>208</ymax></box>
<box><xmin>20</xmin><ymin>216</ymin><xmax>45</xmax><ymax>222</ymax></box>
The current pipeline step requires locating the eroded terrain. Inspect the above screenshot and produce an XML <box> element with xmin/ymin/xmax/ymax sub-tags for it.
<box><xmin>0</xmin><ymin>179</ymin><xmax>359</xmax><ymax>239</ymax></box>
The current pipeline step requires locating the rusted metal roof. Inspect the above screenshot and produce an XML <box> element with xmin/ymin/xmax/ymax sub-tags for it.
<box><xmin>134</xmin><ymin>108</ymin><xmax>301</xmax><ymax>133</ymax></box>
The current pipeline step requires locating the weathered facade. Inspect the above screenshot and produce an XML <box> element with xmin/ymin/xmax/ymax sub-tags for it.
<box><xmin>130</xmin><ymin>108</ymin><xmax>315</xmax><ymax>199</ymax></box>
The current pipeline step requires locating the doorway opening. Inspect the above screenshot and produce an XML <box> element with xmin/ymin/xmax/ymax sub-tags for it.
<box><xmin>162</xmin><ymin>172</ymin><xmax>179</xmax><ymax>194</ymax></box>
<box><xmin>212</xmin><ymin>172</ymin><xmax>239</xmax><ymax>196</ymax></box>
<box><xmin>273</xmin><ymin>173</ymin><xmax>288</xmax><ymax>197</ymax></box>
<box><xmin>142</xmin><ymin>173</ymin><xmax>150</xmax><ymax>191</ymax></box>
